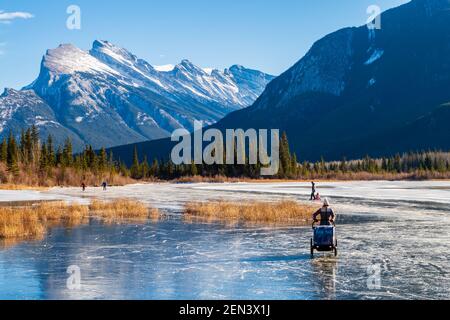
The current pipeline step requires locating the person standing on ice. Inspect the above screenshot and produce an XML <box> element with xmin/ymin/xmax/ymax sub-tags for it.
<box><xmin>313</xmin><ymin>198</ymin><xmax>335</xmax><ymax>226</ymax></box>
<box><xmin>102</xmin><ymin>181</ymin><xmax>107</xmax><ymax>191</ymax></box>
<box><xmin>310</xmin><ymin>181</ymin><xmax>316</xmax><ymax>200</ymax></box>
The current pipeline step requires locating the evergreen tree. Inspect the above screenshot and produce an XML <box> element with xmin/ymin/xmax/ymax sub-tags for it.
<box><xmin>98</xmin><ymin>147</ymin><xmax>108</xmax><ymax>171</ymax></box>
<box><xmin>24</xmin><ymin>128</ymin><xmax>33</xmax><ymax>164</ymax></box>
<box><xmin>30</xmin><ymin>125</ymin><xmax>39</xmax><ymax>146</ymax></box>
<box><xmin>19</xmin><ymin>129</ymin><xmax>26</xmax><ymax>162</ymax></box>
<box><xmin>339</xmin><ymin>157</ymin><xmax>348</xmax><ymax>172</ymax></box>
<box><xmin>7</xmin><ymin>132</ymin><xmax>19</xmax><ymax>175</ymax></box>
<box><xmin>108</xmin><ymin>151</ymin><xmax>114</xmax><ymax>167</ymax></box>
<box><xmin>279</xmin><ymin>132</ymin><xmax>292</xmax><ymax>178</ymax></box>
<box><xmin>381</xmin><ymin>158</ymin><xmax>388</xmax><ymax>171</ymax></box>
<box><xmin>62</xmin><ymin>138</ymin><xmax>73</xmax><ymax>166</ymax></box>
<box><xmin>0</xmin><ymin>138</ymin><xmax>7</xmax><ymax>163</ymax></box>
<box><xmin>56</xmin><ymin>147</ymin><xmax>63</xmax><ymax>166</ymax></box>
<box><xmin>291</xmin><ymin>153</ymin><xmax>299</xmax><ymax>177</ymax></box>
<box><xmin>141</xmin><ymin>156</ymin><xmax>150</xmax><ymax>178</ymax></box>
<box><xmin>39</xmin><ymin>143</ymin><xmax>48</xmax><ymax>172</ymax></box>
<box><xmin>150</xmin><ymin>159</ymin><xmax>159</xmax><ymax>177</ymax></box>
<box><xmin>394</xmin><ymin>154</ymin><xmax>402</xmax><ymax>173</ymax></box>
<box><xmin>46</xmin><ymin>135</ymin><xmax>55</xmax><ymax>167</ymax></box>
<box><xmin>130</xmin><ymin>147</ymin><xmax>141</xmax><ymax>179</ymax></box>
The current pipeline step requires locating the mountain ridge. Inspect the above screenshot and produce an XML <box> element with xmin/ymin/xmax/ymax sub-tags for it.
<box><xmin>0</xmin><ymin>40</ymin><xmax>274</xmax><ymax>150</ymax></box>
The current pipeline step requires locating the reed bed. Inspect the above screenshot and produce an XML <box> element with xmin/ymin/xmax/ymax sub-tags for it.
<box><xmin>0</xmin><ymin>199</ymin><xmax>160</xmax><ymax>240</ymax></box>
<box><xmin>89</xmin><ymin>199</ymin><xmax>159</xmax><ymax>222</ymax></box>
<box><xmin>184</xmin><ymin>200</ymin><xmax>319</xmax><ymax>226</ymax></box>
<box><xmin>0</xmin><ymin>184</ymin><xmax>49</xmax><ymax>191</ymax></box>
<box><xmin>0</xmin><ymin>208</ymin><xmax>45</xmax><ymax>239</ymax></box>
<box><xmin>36</xmin><ymin>201</ymin><xmax>89</xmax><ymax>221</ymax></box>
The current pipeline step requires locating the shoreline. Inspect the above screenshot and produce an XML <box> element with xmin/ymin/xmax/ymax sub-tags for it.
<box><xmin>1</xmin><ymin>177</ymin><xmax>450</xmax><ymax>191</ymax></box>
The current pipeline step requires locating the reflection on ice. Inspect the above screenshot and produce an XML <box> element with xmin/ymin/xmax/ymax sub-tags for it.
<box><xmin>0</xmin><ymin>181</ymin><xmax>449</xmax><ymax>300</ymax></box>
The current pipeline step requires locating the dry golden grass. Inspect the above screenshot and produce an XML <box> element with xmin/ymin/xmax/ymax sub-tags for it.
<box><xmin>0</xmin><ymin>207</ymin><xmax>45</xmax><ymax>239</ymax></box>
<box><xmin>36</xmin><ymin>201</ymin><xmax>87</xmax><ymax>220</ymax></box>
<box><xmin>184</xmin><ymin>200</ymin><xmax>319</xmax><ymax>226</ymax></box>
<box><xmin>0</xmin><ymin>184</ymin><xmax>49</xmax><ymax>191</ymax></box>
<box><xmin>89</xmin><ymin>199</ymin><xmax>157</xmax><ymax>222</ymax></box>
<box><xmin>35</xmin><ymin>201</ymin><xmax>90</xmax><ymax>228</ymax></box>
<box><xmin>0</xmin><ymin>199</ymin><xmax>159</xmax><ymax>241</ymax></box>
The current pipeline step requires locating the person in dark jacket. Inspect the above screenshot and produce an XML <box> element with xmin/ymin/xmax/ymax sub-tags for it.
<box><xmin>310</xmin><ymin>181</ymin><xmax>316</xmax><ymax>200</ymax></box>
<box><xmin>313</xmin><ymin>198</ymin><xmax>336</xmax><ymax>226</ymax></box>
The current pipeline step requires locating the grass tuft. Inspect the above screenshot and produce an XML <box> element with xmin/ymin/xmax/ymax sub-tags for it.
<box><xmin>0</xmin><ymin>199</ymin><xmax>160</xmax><ymax>241</ymax></box>
<box><xmin>89</xmin><ymin>199</ymin><xmax>156</xmax><ymax>222</ymax></box>
<box><xmin>184</xmin><ymin>200</ymin><xmax>319</xmax><ymax>226</ymax></box>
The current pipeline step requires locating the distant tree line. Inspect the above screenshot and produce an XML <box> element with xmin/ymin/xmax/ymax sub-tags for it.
<box><xmin>0</xmin><ymin>126</ymin><xmax>113</xmax><ymax>173</ymax></box>
<box><xmin>1</xmin><ymin>127</ymin><xmax>450</xmax><ymax>185</ymax></box>
<box><xmin>128</xmin><ymin>132</ymin><xmax>450</xmax><ymax>180</ymax></box>
<box><xmin>0</xmin><ymin>126</ymin><xmax>128</xmax><ymax>186</ymax></box>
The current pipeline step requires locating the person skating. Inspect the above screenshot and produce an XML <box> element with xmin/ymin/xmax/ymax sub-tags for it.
<box><xmin>310</xmin><ymin>181</ymin><xmax>316</xmax><ymax>200</ymax></box>
<box><xmin>312</xmin><ymin>198</ymin><xmax>336</xmax><ymax>226</ymax></box>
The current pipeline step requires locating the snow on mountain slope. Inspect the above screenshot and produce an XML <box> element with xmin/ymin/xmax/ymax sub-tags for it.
<box><xmin>154</xmin><ymin>64</ymin><xmax>175</xmax><ymax>72</ymax></box>
<box><xmin>1</xmin><ymin>40</ymin><xmax>274</xmax><ymax>150</ymax></box>
<box><xmin>0</xmin><ymin>88</ymin><xmax>84</xmax><ymax>147</ymax></box>
<box><xmin>43</xmin><ymin>44</ymin><xmax>120</xmax><ymax>77</ymax></box>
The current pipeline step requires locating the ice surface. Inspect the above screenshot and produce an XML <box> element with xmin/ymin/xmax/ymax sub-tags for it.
<box><xmin>0</xmin><ymin>181</ymin><xmax>449</xmax><ymax>300</ymax></box>
<box><xmin>0</xmin><ymin>190</ymin><xmax>86</xmax><ymax>204</ymax></box>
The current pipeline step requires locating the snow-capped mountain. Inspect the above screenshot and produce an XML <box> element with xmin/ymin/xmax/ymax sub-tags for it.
<box><xmin>0</xmin><ymin>40</ymin><xmax>274</xmax><ymax>150</ymax></box>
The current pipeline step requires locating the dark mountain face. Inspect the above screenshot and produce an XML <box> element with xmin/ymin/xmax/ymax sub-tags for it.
<box><xmin>0</xmin><ymin>41</ymin><xmax>274</xmax><ymax>151</ymax></box>
<box><xmin>216</xmin><ymin>0</ymin><xmax>450</xmax><ymax>161</ymax></box>
<box><xmin>107</xmin><ymin>0</ymin><xmax>450</xmax><ymax>165</ymax></box>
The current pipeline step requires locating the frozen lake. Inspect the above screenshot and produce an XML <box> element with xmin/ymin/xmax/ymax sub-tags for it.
<box><xmin>0</xmin><ymin>181</ymin><xmax>449</xmax><ymax>300</ymax></box>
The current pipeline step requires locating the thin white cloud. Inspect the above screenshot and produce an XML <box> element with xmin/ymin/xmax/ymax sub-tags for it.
<box><xmin>0</xmin><ymin>10</ymin><xmax>34</xmax><ymax>24</ymax></box>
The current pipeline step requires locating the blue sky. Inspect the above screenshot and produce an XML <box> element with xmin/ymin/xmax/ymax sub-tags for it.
<box><xmin>0</xmin><ymin>0</ymin><xmax>408</xmax><ymax>91</ymax></box>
